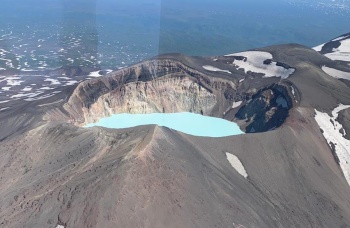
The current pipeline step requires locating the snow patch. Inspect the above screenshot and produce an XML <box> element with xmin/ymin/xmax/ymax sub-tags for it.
<box><xmin>225</xmin><ymin>51</ymin><xmax>295</xmax><ymax>78</ymax></box>
<box><xmin>333</xmin><ymin>35</ymin><xmax>348</xmax><ymax>42</ymax></box>
<box><xmin>25</xmin><ymin>91</ymin><xmax>60</xmax><ymax>101</ymax></box>
<box><xmin>6</xmin><ymin>79</ymin><xmax>24</xmax><ymax>86</ymax></box>
<box><xmin>44</xmin><ymin>78</ymin><xmax>61</xmax><ymax>85</ymax></box>
<box><xmin>22</xmin><ymin>86</ymin><xmax>32</xmax><ymax>92</ymax></box>
<box><xmin>1</xmin><ymin>87</ymin><xmax>11</xmax><ymax>91</ymax></box>
<box><xmin>232</xmin><ymin>101</ymin><xmax>242</xmax><ymax>109</ymax></box>
<box><xmin>202</xmin><ymin>65</ymin><xmax>232</xmax><ymax>74</ymax></box>
<box><xmin>38</xmin><ymin>99</ymin><xmax>64</xmax><ymax>107</ymax></box>
<box><xmin>65</xmin><ymin>80</ymin><xmax>78</xmax><ymax>86</ymax></box>
<box><xmin>322</xmin><ymin>66</ymin><xmax>350</xmax><ymax>80</ymax></box>
<box><xmin>88</xmin><ymin>70</ymin><xmax>102</xmax><ymax>77</ymax></box>
<box><xmin>313</xmin><ymin>44</ymin><xmax>324</xmax><ymax>52</ymax></box>
<box><xmin>314</xmin><ymin>104</ymin><xmax>350</xmax><ymax>186</ymax></box>
<box><xmin>0</xmin><ymin>107</ymin><xmax>9</xmax><ymax>111</ymax></box>
<box><xmin>226</xmin><ymin>153</ymin><xmax>248</xmax><ymax>178</ymax></box>
<box><xmin>291</xmin><ymin>86</ymin><xmax>295</xmax><ymax>96</ymax></box>
<box><xmin>11</xmin><ymin>92</ymin><xmax>42</xmax><ymax>98</ymax></box>
<box><xmin>40</xmin><ymin>87</ymin><xmax>53</xmax><ymax>90</ymax></box>
<box><xmin>57</xmin><ymin>77</ymin><xmax>71</xmax><ymax>80</ymax></box>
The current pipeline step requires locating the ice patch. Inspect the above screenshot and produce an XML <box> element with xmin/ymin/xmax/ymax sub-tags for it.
<box><xmin>225</xmin><ymin>153</ymin><xmax>248</xmax><ymax>179</ymax></box>
<box><xmin>202</xmin><ymin>65</ymin><xmax>232</xmax><ymax>74</ymax></box>
<box><xmin>225</xmin><ymin>51</ymin><xmax>295</xmax><ymax>78</ymax></box>
<box><xmin>1</xmin><ymin>87</ymin><xmax>11</xmax><ymax>91</ymax></box>
<box><xmin>314</xmin><ymin>104</ymin><xmax>350</xmax><ymax>186</ymax></box>
<box><xmin>56</xmin><ymin>225</ymin><xmax>64</xmax><ymax>228</ymax></box>
<box><xmin>322</xmin><ymin>66</ymin><xmax>350</xmax><ymax>80</ymax></box>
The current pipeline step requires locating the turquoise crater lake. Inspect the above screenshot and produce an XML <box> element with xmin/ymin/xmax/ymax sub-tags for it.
<box><xmin>85</xmin><ymin>112</ymin><xmax>244</xmax><ymax>137</ymax></box>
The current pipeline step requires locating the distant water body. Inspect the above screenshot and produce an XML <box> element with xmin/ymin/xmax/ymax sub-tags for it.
<box><xmin>1</xmin><ymin>0</ymin><xmax>350</xmax><ymax>71</ymax></box>
<box><xmin>85</xmin><ymin>112</ymin><xmax>244</xmax><ymax>137</ymax></box>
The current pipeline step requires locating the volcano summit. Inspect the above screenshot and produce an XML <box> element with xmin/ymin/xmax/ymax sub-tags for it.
<box><xmin>1</xmin><ymin>33</ymin><xmax>350</xmax><ymax>228</ymax></box>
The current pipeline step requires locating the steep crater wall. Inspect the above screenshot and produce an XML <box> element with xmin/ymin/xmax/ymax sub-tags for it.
<box><xmin>80</xmin><ymin>76</ymin><xmax>219</xmax><ymax>124</ymax></box>
<box><xmin>49</xmin><ymin>59</ymin><xmax>239</xmax><ymax>126</ymax></box>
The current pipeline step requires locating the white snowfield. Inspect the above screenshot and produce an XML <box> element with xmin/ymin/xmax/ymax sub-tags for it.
<box><xmin>202</xmin><ymin>65</ymin><xmax>232</xmax><ymax>74</ymax></box>
<box><xmin>322</xmin><ymin>66</ymin><xmax>350</xmax><ymax>80</ymax></box>
<box><xmin>225</xmin><ymin>153</ymin><xmax>248</xmax><ymax>179</ymax></box>
<box><xmin>224</xmin><ymin>51</ymin><xmax>295</xmax><ymax>79</ymax></box>
<box><xmin>88</xmin><ymin>70</ymin><xmax>102</xmax><ymax>77</ymax></box>
<box><xmin>313</xmin><ymin>36</ymin><xmax>350</xmax><ymax>62</ymax></box>
<box><xmin>314</xmin><ymin>104</ymin><xmax>350</xmax><ymax>186</ymax></box>
<box><xmin>325</xmin><ymin>38</ymin><xmax>350</xmax><ymax>62</ymax></box>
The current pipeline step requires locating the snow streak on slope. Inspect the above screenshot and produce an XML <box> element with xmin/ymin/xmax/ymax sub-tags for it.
<box><xmin>226</xmin><ymin>153</ymin><xmax>248</xmax><ymax>179</ymax></box>
<box><xmin>202</xmin><ymin>65</ymin><xmax>232</xmax><ymax>74</ymax></box>
<box><xmin>322</xmin><ymin>66</ymin><xmax>350</xmax><ymax>80</ymax></box>
<box><xmin>225</xmin><ymin>51</ymin><xmax>295</xmax><ymax>78</ymax></box>
<box><xmin>315</xmin><ymin>104</ymin><xmax>350</xmax><ymax>186</ymax></box>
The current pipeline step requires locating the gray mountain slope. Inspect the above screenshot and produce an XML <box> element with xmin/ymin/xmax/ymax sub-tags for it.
<box><xmin>1</xmin><ymin>117</ymin><xmax>350</xmax><ymax>228</ymax></box>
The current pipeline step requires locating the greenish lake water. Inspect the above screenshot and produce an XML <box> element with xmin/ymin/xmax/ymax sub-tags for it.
<box><xmin>85</xmin><ymin>112</ymin><xmax>244</xmax><ymax>137</ymax></box>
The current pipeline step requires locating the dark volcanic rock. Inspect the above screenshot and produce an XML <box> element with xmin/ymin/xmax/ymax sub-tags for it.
<box><xmin>235</xmin><ymin>84</ymin><xmax>293</xmax><ymax>133</ymax></box>
<box><xmin>338</xmin><ymin>108</ymin><xmax>350</xmax><ymax>140</ymax></box>
<box><xmin>319</xmin><ymin>40</ymin><xmax>342</xmax><ymax>54</ymax></box>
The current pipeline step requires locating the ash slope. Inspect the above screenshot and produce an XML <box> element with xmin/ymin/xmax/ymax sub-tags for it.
<box><xmin>1</xmin><ymin>37</ymin><xmax>350</xmax><ymax>227</ymax></box>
